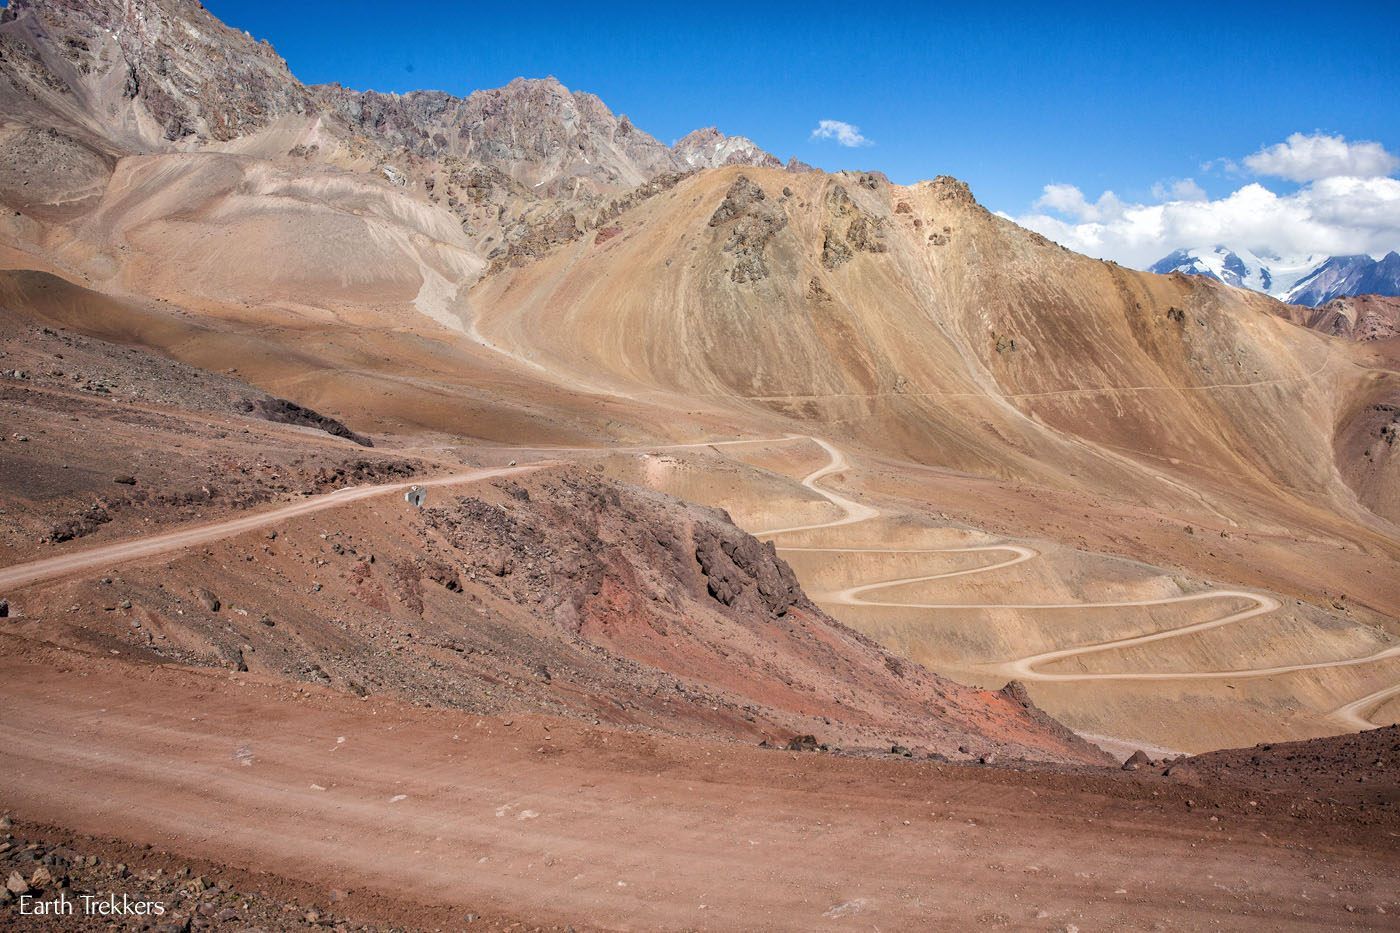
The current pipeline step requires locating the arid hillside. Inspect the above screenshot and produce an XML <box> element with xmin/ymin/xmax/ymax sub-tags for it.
<box><xmin>475</xmin><ymin>167</ymin><xmax>1399</xmax><ymax>529</ymax></box>
<box><xmin>0</xmin><ymin>0</ymin><xmax>1398</xmax><ymax>928</ymax></box>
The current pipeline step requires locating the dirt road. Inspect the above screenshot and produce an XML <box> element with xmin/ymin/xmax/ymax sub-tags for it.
<box><xmin>0</xmin><ymin>464</ymin><xmax>546</xmax><ymax>590</ymax></box>
<box><xmin>1</xmin><ymin>648</ymin><xmax>1393</xmax><ymax>931</ymax></box>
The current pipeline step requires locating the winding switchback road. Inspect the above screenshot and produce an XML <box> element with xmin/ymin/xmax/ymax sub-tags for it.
<box><xmin>755</xmin><ymin>436</ymin><xmax>1399</xmax><ymax>731</ymax></box>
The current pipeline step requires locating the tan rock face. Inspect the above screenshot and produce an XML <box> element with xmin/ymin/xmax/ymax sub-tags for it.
<box><xmin>1304</xmin><ymin>294</ymin><xmax>1400</xmax><ymax>342</ymax></box>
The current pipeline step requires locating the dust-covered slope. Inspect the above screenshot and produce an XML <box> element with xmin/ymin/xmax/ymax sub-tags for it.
<box><xmin>473</xmin><ymin>167</ymin><xmax>1400</xmax><ymax>529</ymax></box>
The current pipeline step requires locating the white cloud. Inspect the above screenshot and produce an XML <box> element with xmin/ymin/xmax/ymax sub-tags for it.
<box><xmin>1010</xmin><ymin>133</ymin><xmax>1400</xmax><ymax>268</ymax></box>
<box><xmin>1035</xmin><ymin>184</ymin><xmax>1125</xmax><ymax>222</ymax></box>
<box><xmin>810</xmin><ymin>119</ymin><xmax>871</xmax><ymax>148</ymax></box>
<box><xmin>1242</xmin><ymin>132</ymin><xmax>1399</xmax><ymax>182</ymax></box>
<box><xmin>1011</xmin><ymin>176</ymin><xmax>1400</xmax><ymax>269</ymax></box>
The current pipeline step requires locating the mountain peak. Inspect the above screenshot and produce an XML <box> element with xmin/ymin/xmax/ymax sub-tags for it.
<box><xmin>671</xmin><ymin>126</ymin><xmax>781</xmax><ymax>170</ymax></box>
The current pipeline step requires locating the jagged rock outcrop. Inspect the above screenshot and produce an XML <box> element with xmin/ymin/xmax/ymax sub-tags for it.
<box><xmin>1</xmin><ymin>0</ymin><xmax>312</xmax><ymax>143</ymax></box>
<box><xmin>708</xmin><ymin>175</ymin><xmax>788</xmax><ymax>283</ymax></box>
<box><xmin>693</xmin><ymin>523</ymin><xmax>802</xmax><ymax>616</ymax></box>
<box><xmin>819</xmin><ymin>184</ymin><xmax>887</xmax><ymax>269</ymax></box>
<box><xmin>244</xmin><ymin>398</ymin><xmax>374</xmax><ymax>447</ymax></box>
<box><xmin>316</xmin><ymin>77</ymin><xmax>678</xmax><ymax>190</ymax></box>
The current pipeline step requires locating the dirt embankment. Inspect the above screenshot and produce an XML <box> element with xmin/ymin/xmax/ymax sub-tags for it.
<box><xmin>1183</xmin><ymin>725</ymin><xmax>1400</xmax><ymax>810</ymax></box>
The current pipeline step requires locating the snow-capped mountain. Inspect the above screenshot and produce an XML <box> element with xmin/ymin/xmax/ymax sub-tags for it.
<box><xmin>1285</xmin><ymin>252</ymin><xmax>1400</xmax><ymax>307</ymax></box>
<box><xmin>1149</xmin><ymin>245</ymin><xmax>1400</xmax><ymax>307</ymax></box>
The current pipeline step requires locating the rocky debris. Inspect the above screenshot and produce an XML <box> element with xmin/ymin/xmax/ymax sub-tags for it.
<box><xmin>1183</xmin><ymin>725</ymin><xmax>1399</xmax><ymax>806</ymax></box>
<box><xmin>0</xmin><ymin>287</ymin><xmax>276</xmax><ymax>414</ymax></box>
<box><xmin>0</xmin><ymin>818</ymin><xmax>375</xmax><ymax>930</ymax></box>
<box><xmin>3</xmin><ymin>0</ymin><xmax>737</xmax><ymax>202</ymax></box>
<box><xmin>587</xmin><ymin>170</ymin><xmax>691</xmax><ymax>229</ymax></box>
<box><xmin>806</xmin><ymin>277</ymin><xmax>834</xmax><ymax>302</ymax></box>
<box><xmin>785</xmin><ymin>157</ymin><xmax>816</xmax><ymax>173</ymax></box>
<box><xmin>422</xmin><ymin>558</ymin><xmax>463</xmax><ymax>592</ymax></box>
<box><xmin>845</xmin><ymin>214</ymin><xmax>888</xmax><ymax>255</ymax></box>
<box><xmin>407</xmin><ymin>471</ymin><xmax>1107</xmax><ymax>762</ymax></box>
<box><xmin>928</xmin><ymin>175</ymin><xmax>978</xmax><ymax>206</ymax></box>
<box><xmin>708</xmin><ymin>175</ymin><xmax>770</xmax><ymax>226</ymax></box>
<box><xmin>242</xmin><ymin>397</ymin><xmax>373</xmax><ymax>447</ymax></box>
<box><xmin>0</xmin><ymin>344</ymin><xmax>424</xmax><ymax>544</ymax></box>
<box><xmin>708</xmin><ymin>175</ymin><xmax>788</xmax><ymax>283</ymax></box>
<box><xmin>0</xmin><ymin>120</ymin><xmax>113</xmax><ymax>215</ymax></box>
<box><xmin>825</xmin><ymin>184</ymin><xmax>858</xmax><ymax>219</ymax></box>
<box><xmin>2</xmin><ymin>0</ymin><xmax>312</xmax><ymax>144</ymax></box>
<box><xmin>1122</xmin><ymin>749</ymin><xmax>1152</xmax><ymax>771</ymax></box>
<box><xmin>326</xmin><ymin>76</ymin><xmax>680</xmax><ymax>188</ymax></box>
<box><xmin>6</xmin><ymin>869</ymin><xmax>28</xmax><ymax>895</ymax></box>
<box><xmin>784</xmin><ymin>734</ymin><xmax>822</xmax><ymax>752</ymax></box>
<box><xmin>489</xmin><ymin>210</ymin><xmax>581</xmax><ymax>272</ymax></box>
<box><xmin>821</xmin><ymin>227</ymin><xmax>854</xmax><ymax>270</ymax></box>
<box><xmin>47</xmin><ymin>501</ymin><xmax>112</xmax><ymax>543</ymax></box>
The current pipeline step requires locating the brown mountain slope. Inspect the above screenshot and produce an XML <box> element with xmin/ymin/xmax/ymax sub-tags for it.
<box><xmin>473</xmin><ymin>167</ymin><xmax>1399</xmax><ymax>530</ymax></box>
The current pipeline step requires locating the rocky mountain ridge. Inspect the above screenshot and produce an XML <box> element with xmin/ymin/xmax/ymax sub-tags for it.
<box><xmin>0</xmin><ymin>0</ymin><xmax>791</xmax><ymax>193</ymax></box>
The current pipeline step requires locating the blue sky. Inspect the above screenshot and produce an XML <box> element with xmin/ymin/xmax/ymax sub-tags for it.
<box><xmin>206</xmin><ymin>0</ymin><xmax>1400</xmax><ymax>265</ymax></box>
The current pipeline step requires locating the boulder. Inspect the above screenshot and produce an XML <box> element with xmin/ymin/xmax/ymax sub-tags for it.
<box><xmin>197</xmin><ymin>588</ymin><xmax>221</xmax><ymax>612</ymax></box>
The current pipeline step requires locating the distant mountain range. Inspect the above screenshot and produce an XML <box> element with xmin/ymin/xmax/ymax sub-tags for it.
<box><xmin>1149</xmin><ymin>246</ymin><xmax>1400</xmax><ymax>307</ymax></box>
